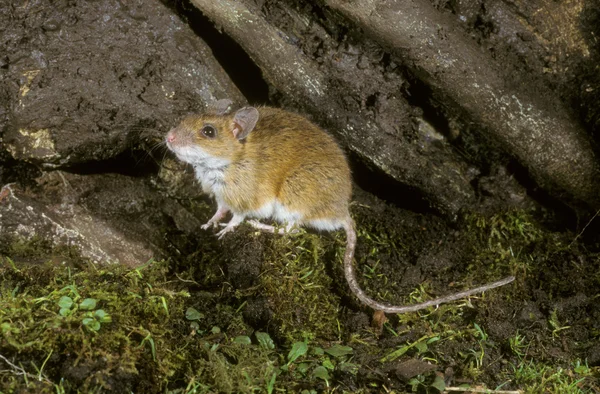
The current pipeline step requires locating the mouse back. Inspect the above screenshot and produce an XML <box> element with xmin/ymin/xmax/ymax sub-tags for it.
<box><xmin>241</xmin><ymin>107</ymin><xmax>353</xmax><ymax>225</ymax></box>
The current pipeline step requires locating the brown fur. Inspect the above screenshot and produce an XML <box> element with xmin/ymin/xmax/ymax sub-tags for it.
<box><xmin>176</xmin><ymin>107</ymin><xmax>352</xmax><ymax>223</ymax></box>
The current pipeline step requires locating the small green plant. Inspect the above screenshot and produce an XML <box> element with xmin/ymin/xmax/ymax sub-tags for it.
<box><xmin>548</xmin><ymin>309</ymin><xmax>571</xmax><ymax>337</ymax></box>
<box><xmin>408</xmin><ymin>374</ymin><xmax>446</xmax><ymax>393</ymax></box>
<box><xmin>509</xmin><ymin>331</ymin><xmax>529</xmax><ymax>357</ymax></box>
<box><xmin>511</xmin><ymin>358</ymin><xmax>595</xmax><ymax>394</ymax></box>
<box><xmin>471</xmin><ymin>323</ymin><xmax>489</xmax><ymax>368</ymax></box>
<box><xmin>185</xmin><ymin>306</ymin><xmax>205</xmax><ymax>332</ymax></box>
<box><xmin>56</xmin><ymin>295</ymin><xmax>112</xmax><ymax>331</ymax></box>
<box><xmin>381</xmin><ymin>334</ymin><xmax>440</xmax><ymax>362</ymax></box>
<box><xmin>279</xmin><ymin>339</ymin><xmax>356</xmax><ymax>387</ymax></box>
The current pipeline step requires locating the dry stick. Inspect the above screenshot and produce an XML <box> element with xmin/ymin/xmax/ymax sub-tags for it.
<box><xmin>0</xmin><ymin>353</ymin><xmax>51</xmax><ymax>384</ymax></box>
<box><xmin>568</xmin><ymin>208</ymin><xmax>600</xmax><ymax>247</ymax></box>
<box><xmin>444</xmin><ymin>388</ymin><xmax>521</xmax><ymax>394</ymax></box>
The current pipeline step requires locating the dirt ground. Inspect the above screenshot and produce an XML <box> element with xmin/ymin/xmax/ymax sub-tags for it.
<box><xmin>1</xmin><ymin>0</ymin><xmax>600</xmax><ymax>393</ymax></box>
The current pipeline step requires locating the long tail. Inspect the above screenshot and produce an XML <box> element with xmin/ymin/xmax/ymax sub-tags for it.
<box><xmin>342</xmin><ymin>219</ymin><xmax>515</xmax><ymax>314</ymax></box>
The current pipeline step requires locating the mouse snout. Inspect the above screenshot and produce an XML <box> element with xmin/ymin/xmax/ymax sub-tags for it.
<box><xmin>166</xmin><ymin>130</ymin><xmax>176</xmax><ymax>143</ymax></box>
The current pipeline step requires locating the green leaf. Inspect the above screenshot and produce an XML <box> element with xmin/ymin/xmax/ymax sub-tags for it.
<box><xmin>312</xmin><ymin>365</ymin><xmax>329</xmax><ymax>383</ymax></box>
<box><xmin>79</xmin><ymin>298</ymin><xmax>97</xmax><ymax>310</ymax></box>
<box><xmin>58</xmin><ymin>296</ymin><xmax>73</xmax><ymax>309</ymax></box>
<box><xmin>311</xmin><ymin>347</ymin><xmax>324</xmax><ymax>356</ymax></box>
<box><xmin>380</xmin><ymin>335</ymin><xmax>431</xmax><ymax>362</ymax></box>
<box><xmin>473</xmin><ymin>323</ymin><xmax>487</xmax><ymax>340</ymax></box>
<box><xmin>256</xmin><ymin>331</ymin><xmax>275</xmax><ymax>350</ymax></box>
<box><xmin>296</xmin><ymin>363</ymin><xmax>310</xmax><ymax>375</ymax></box>
<box><xmin>82</xmin><ymin>318</ymin><xmax>101</xmax><ymax>331</ymax></box>
<box><xmin>408</xmin><ymin>377</ymin><xmax>423</xmax><ymax>391</ymax></box>
<box><xmin>211</xmin><ymin>326</ymin><xmax>221</xmax><ymax>334</ymax></box>
<box><xmin>146</xmin><ymin>337</ymin><xmax>156</xmax><ymax>361</ymax></box>
<box><xmin>233</xmin><ymin>336</ymin><xmax>252</xmax><ymax>345</ymax></box>
<box><xmin>574</xmin><ymin>364</ymin><xmax>590</xmax><ymax>374</ymax></box>
<box><xmin>322</xmin><ymin>358</ymin><xmax>334</xmax><ymax>370</ymax></box>
<box><xmin>380</xmin><ymin>344</ymin><xmax>411</xmax><ymax>362</ymax></box>
<box><xmin>266</xmin><ymin>371</ymin><xmax>277</xmax><ymax>394</ymax></box>
<box><xmin>414</xmin><ymin>341</ymin><xmax>428</xmax><ymax>354</ymax></box>
<box><xmin>338</xmin><ymin>362</ymin><xmax>359</xmax><ymax>375</ymax></box>
<box><xmin>59</xmin><ymin>307</ymin><xmax>72</xmax><ymax>317</ymax></box>
<box><xmin>287</xmin><ymin>342</ymin><xmax>308</xmax><ymax>364</ymax></box>
<box><xmin>94</xmin><ymin>309</ymin><xmax>112</xmax><ymax>323</ymax></box>
<box><xmin>324</xmin><ymin>344</ymin><xmax>353</xmax><ymax>358</ymax></box>
<box><xmin>430</xmin><ymin>375</ymin><xmax>446</xmax><ymax>391</ymax></box>
<box><xmin>185</xmin><ymin>307</ymin><xmax>204</xmax><ymax>321</ymax></box>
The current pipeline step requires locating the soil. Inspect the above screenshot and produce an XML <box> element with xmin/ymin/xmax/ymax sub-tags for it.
<box><xmin>1</xmin><ymin>0</ymin><xmax>600</xmax><ymax>392</ymax></box>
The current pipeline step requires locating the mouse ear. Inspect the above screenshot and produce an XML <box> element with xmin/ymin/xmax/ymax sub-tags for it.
<box><xmin>232</xmin><ymin>107</ymin><xmax>259</xmax><ymax>140</ymax></box>
<box><xmin>207</xmin><ymin>99</ymin><xmax>234</xmax><ymax>115</ymax></box>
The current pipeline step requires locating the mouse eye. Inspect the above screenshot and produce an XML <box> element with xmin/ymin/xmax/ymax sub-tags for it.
<box><xmin>201</xmin><ymin>124</ymin><xmax>217</xmax><ymax>139</ymax></box>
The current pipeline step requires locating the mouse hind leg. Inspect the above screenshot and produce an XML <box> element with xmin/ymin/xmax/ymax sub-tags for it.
<box><xmin>246</xmin><ymin>201</ymin><xmax>301</xmax><ymax>234</ymax></box>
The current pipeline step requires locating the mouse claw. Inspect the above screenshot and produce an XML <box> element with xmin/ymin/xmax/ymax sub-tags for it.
<box><xmin>216</xmin><ymin>226</ymin><xmax>234</xmax><ymax>240</ymax></box>
<box><xmin>215</xmin><ymin>215</ymin><xmax>244</xmax><ymax>239</ymax></box>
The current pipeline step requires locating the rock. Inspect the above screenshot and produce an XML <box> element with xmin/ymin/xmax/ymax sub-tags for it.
<box><xmin>393</xmin><ymin>358</ymin><xmax>437</xmax><ymax>380</ymax></box>
<box><xmin>0</xmin><ymin>170</ymin><xmax>206</xmax><ymax>267</ymax></box>
<box><xmin>0</xmin><ymin>0</ymin><xmax>244</xmax><ymax>167</ymax></box>
<box><xmin>0</xmin><ymin>181</ymin><xmax>150</xmax><ymax>266</ymax></box>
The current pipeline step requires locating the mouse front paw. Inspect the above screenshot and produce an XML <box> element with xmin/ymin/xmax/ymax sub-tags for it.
<box><xmin>201</xmin><ymin>221</ymin><xmax>217</xmax><ymax>230</ymax></box>
<box><xmin>202</xmin><ymin>206</ymin><xmax>230</xmax><ymax>231</ymax></box>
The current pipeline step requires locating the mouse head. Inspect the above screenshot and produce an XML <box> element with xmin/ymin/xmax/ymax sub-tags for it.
<box><xmin>166</xmin><ymin>106</ymin><xmax>260</xmax><ymax>165</ymax></box>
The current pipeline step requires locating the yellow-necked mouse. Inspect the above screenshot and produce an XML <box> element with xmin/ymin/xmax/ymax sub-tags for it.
<box><xmin>165</xmin><ymin>100</ymin><xmax>514</xmax><ymax>314</ymax></box>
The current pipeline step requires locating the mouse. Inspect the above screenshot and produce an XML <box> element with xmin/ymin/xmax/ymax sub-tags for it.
<box><xmin>165</xmin><ymin>99</ymin><xmax>515</xmax><ymax>314</ymax></box>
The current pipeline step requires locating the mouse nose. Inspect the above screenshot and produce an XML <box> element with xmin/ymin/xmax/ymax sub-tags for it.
<box><xmin>166</xmin><ymin>131</ymin><xmax>175</xmax><ymax>143</ymax></box>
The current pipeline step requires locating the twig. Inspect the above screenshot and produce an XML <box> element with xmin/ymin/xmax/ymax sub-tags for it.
<box><xmin>569</xmin><ymin>208</ymin><xmax>600</xmax><ymax>247</ymax></box>
<box><xmin>0</xmin><ymin>353</ymin><xmax>52</xmax><ymax>384</ymax></box>
<box><xmin>444</xmin><ymin>387</ymin><xmax>521</xmax><ymax>394</ymax></box>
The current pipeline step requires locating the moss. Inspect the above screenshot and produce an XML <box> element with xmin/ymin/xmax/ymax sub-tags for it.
<box><xmin>463</xmin><ymin>210</ymin><xmax>544</xmax><ymax>283</ymax></box>
<box><xmin>259</xmin><ymin>230</ymin><xmax>341</xmax><ymax>343</ymax></box>
<box><xmin>0</xmin><ymin>235</ymin><xmax>83</xmax><ymax>266</ymax></box>
<box><xmin>2</xmin><ymin>208</ymin><xmax>600</xmax><ymax>393</ymax></box>
<box><xmin>0</xmin><ymin>238</ymin><xmax>328</xmax><ymax>393</ymax></box>
<box><xmin>0</xmin><ymin>257</ymin><xmax>190</xmax><ymax>392</ymax></box>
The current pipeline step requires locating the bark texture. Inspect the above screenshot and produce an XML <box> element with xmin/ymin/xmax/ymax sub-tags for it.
<box><xmin>327</xmin><ymin>0</ymin><xmax>600</xmax><ymax>207</ymax></box>
<box><xmin>191</xmin><ymin>0</ymin><xmax>600</xmax><ymax>212</ymax></box>
<box><xmin>191</xmin><ymin>0</ymin><xmax>479</xmax><ymax>217</ymax></box>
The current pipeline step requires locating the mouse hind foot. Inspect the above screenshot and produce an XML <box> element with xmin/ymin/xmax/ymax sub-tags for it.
<box><xmin>247</xmin><ymin>220</ymin><xmax>299</xmax><ymax>234</ymax></box>
<box><xmin>216</xmin><ymin>213</ymin><xmax>245</xmax><ymax>239</ymax></box>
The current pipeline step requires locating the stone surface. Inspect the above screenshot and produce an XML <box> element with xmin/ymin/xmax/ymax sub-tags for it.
<box><xmin>0</xmin><ymin>169</ymin><xmax>205</xmax><ymax>267</ymax></box>
<box><xmin>0</xmin><ymin>0</ymin><xmax>244</xmax><ymax>167</ymax></box>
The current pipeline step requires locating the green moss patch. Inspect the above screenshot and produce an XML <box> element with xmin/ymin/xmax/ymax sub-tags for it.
<box><xmin>1</xmin><ymin>206</ymin><xmax>600</xmax><ymax>393</ymax></box>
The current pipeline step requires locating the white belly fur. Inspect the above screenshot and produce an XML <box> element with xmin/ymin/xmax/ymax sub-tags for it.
<box><xmin>251</xmin><ymin>200</ymin><xmax>344</xmax><ymax>231</ymax></box>
<box><xmin>250</xmin><ymin>200</ymin><xmax>302</xmax><ymax>223</ymax></box>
